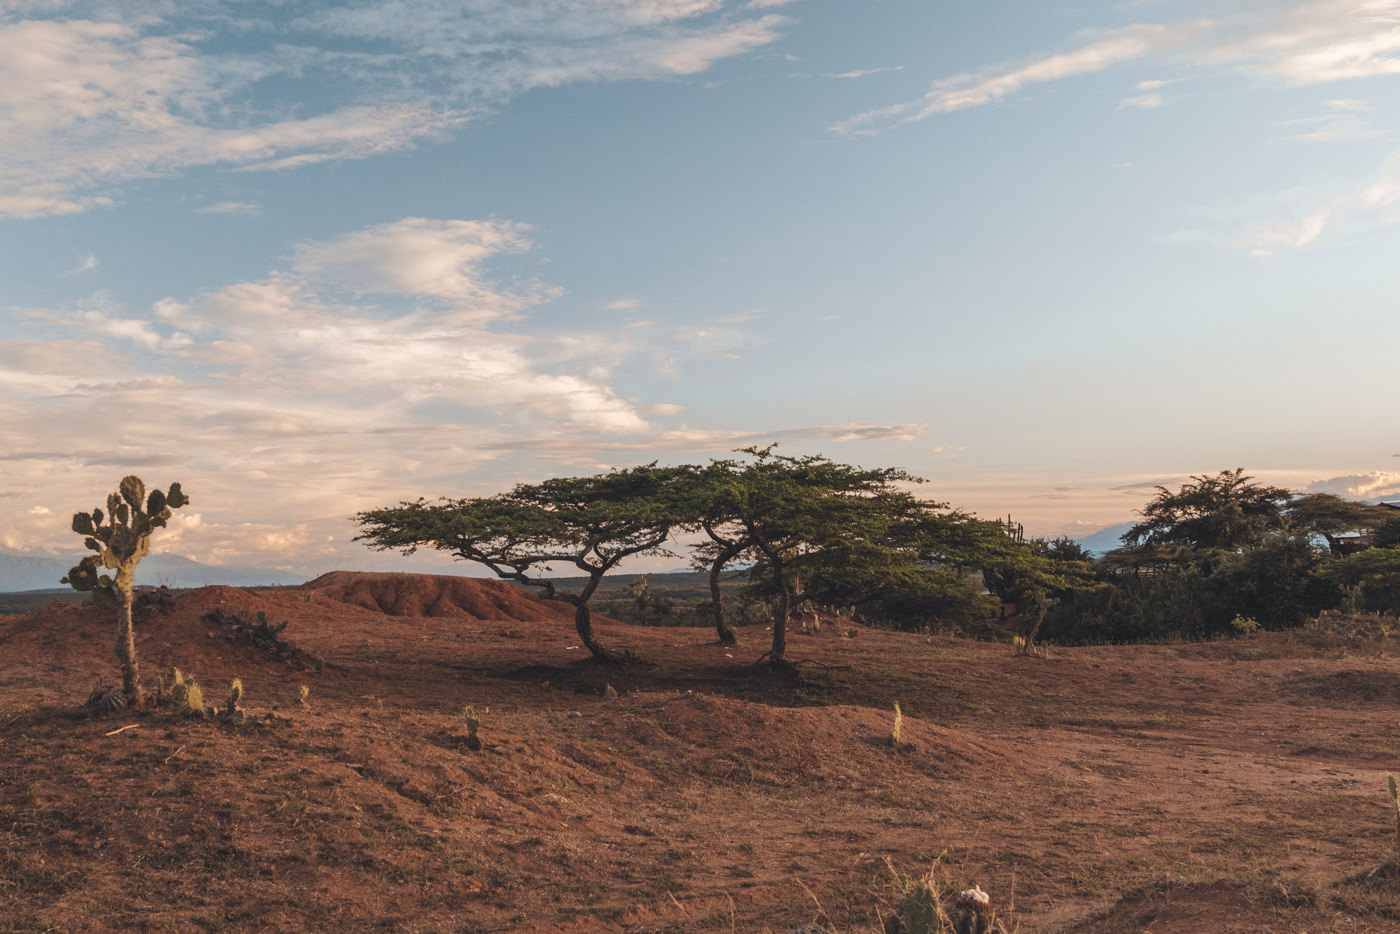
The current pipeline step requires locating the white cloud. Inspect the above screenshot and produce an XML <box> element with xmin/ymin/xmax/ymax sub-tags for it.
<box><xmin>832</xmin><ymin>23</ymin><xmax>1192</xmax><ymax>135</ymax></box>
<box><xmin>199</xmin><ymin>201</ymin><xmax>262</xmax><ymax>215</ymax></box>
<box><xmin>0</xmin><ymin>2</ymin><xmax>789</xmax><ymax>218</ymax></box>
<box><xmin>1241</xmin><ymin>153</ymin><xmax>1400</xmax><ymax>256</ymax></box>
<box><xmin>825</xmin><ymin>65</ymin><xmax>904</xmax><ymax>79</ymax></box>
<box><xmin>1273</xmin><ymin>97</ymin><xmax>1386</xmax><ymax>142</ymax></box>
<box><xmin>1305</xmin><ymin>472</ymin><xmax>1400</xmax><ymax>500</ymax></box>
<box><xmin>1207</xmin><ymin>0</ymin><xmax>1400</xmax><ymax>85</ymax></box>
<box><xmin>831</xmin><ymin>1</ymin><xmax>1400</xmax><ymax>135</ymax></box>
<box><xmin>289</xmin><ymin>218</ymin><xmax>539</xmax><ymax>310</ymax></box>
<box><xmin>60</xmin><ymin>254</ymin><xmax>98</xmax><ymax>276</ymax></box>
<box><xmin>1118</xmin><ymin>92</ymin><xmax>1165</xmax><ymax>109</ymax></box>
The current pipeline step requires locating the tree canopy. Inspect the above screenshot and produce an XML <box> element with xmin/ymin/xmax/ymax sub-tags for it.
<box><xmin>356</xmin><ymin>464</ymin><xmax>684</xmax><ymax>661</ymax></box>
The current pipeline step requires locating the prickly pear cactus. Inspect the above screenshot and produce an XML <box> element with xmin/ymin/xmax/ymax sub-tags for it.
<box><xmin>898</xmin><ymin>881</ymin><xmax>940</xmax><ymax>934</ymax></box>
<box><xmin>62</xmin><ymin>477</ymin><xmax>189</xmax><ymax>707</ymax></box>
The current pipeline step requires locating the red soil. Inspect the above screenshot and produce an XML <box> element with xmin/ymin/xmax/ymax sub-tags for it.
<box><xmin>3</xmin><ymin>573</ymin><xmax>1400</xmax><ymax>932</ymax></box>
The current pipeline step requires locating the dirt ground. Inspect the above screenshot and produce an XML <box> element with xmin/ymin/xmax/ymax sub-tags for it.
<box><xmin>4</xmin><ymin>572</ymin><xmax>1400</xmax><ymax>933</ymax></box>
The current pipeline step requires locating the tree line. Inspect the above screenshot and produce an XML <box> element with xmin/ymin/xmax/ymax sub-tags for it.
<box><xmin>1041</xmin><ymin>469</ymin><xmax>1400</xmax><ymax>643</ymax></box>
<box><xmin>353</xmin><ymin>447</ymin><xmax>1094</xmax><ymax>667</ymax></box>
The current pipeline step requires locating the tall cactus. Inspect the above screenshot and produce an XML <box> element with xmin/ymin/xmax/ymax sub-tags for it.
<box><xmin>62</xmin><ymin>476</ymin><xmax>189</xmax><ymax>708</ymax></box>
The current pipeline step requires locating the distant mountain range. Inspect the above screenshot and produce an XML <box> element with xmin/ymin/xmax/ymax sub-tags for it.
<box><xmin>1074</xmin><ymin>522</ymin><xmax>1133</xmax><ymax>557</ymax></box>
<box><xmin>0</xmin><ymin>551</ymin><xmax>306</xmax><ymax>593</ymax></box>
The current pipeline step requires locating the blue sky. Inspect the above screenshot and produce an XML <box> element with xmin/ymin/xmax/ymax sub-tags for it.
<box><xmin>2</xmin><ymin>0</ymin><xmax>1399</xmax><ymax>574</ymax></box>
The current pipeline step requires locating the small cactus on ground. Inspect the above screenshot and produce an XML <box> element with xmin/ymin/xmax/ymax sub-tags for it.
<box><xmin>297</xmin><ymin>684</ymin><xmax>310</xmax><ymax>706</ymax></box>
<box><xmin>169</xmin><ymin>668</ymin><xmax>206</xmax><ymax>716</ymax></box>
<box><xmin>464</xmin><ymin>705</ymin><xmax>483</xmax><ymax>751</ymax></box>
<box><xmin>224</xmin><ymin>678</ymin><xmax>246</xmax><ymax>725</ymax></box>
<box><xmin>86</xmin><ymin>683</ymin><xmax>127</xmax><ymax>715</ymax></box>
<box><xmin>891</xmin><ymin>701</ymin><xmax>904</xmax><ymax>747</ymax></box>
<box><xmin>898</xmin><ymin>879</ymin><xmax>940</xmax><ymax>934</ymax></box>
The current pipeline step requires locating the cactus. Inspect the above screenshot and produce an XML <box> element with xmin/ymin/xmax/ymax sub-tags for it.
<box><xmin>61</xmin><ymin>477</ymin><xmax>189</xmax><ymax>707</ymax></box>
<box><xmin>168</xmin><ymin>668</ymin><xmax>205</xmax><ymax>716</ymax></box>
<box><xmin>891</xmin><ymin>701</ymin><xmax>904</xmax><ymax>747</ymax></box>
<box><xmin>297</xmin><ymin>684</ymin><xmax>310</xmax><ymax>706</ymax></box>
<box><xmin>464</xmin><ymin>705</ymin><xmax>483</xmax><ymax>751</ymax></box>
<box><xmin>899</xmin><ymin>880</ymin><xmax>940</xmax><ymax>934</ymax></box>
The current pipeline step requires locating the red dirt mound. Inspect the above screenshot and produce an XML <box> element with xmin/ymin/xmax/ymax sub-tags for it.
<box><xmin>302</xmin><ymin>570</ymin><xmax>576</xmax><ymax>622</ymax></box>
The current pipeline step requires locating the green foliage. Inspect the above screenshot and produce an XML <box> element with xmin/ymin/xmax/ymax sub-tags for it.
<box><xmin>1123</xmin><ymin>469</ymin><xmax>1291</xmax><ymax>551</ymax></box>
<box><xmin>899</xmin><ymin>880</ymin><xmax>941</xmax><ymax>934</ymax></box>
<box><xmin>1321</xmin><ymin>546</ymin><xmax>1400</xmax><ymax>614</ymax></box>
<box><xmin>356</xmin><ymin>463</ymin><xmax>685</xmax><ymax>660</ymax></box>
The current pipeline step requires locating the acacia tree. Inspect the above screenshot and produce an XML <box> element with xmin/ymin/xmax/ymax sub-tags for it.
<box><xmin>1123</xmin><ymin>468</ymin><xmax>1293</xmax><ymax>552</ymax></box>
<box><xmin>62</xmin><ymin>476</ymin><xmax>190</xmax><ymax>708</ymax></box>
<box><xmin>675</xmin><ymin>460</ymin><xmax>754</xmax><ymax>647</ymax></box>
<box><xmin>704</xmin><ymin>447</ymin><xmax>926</xmax><ymax>668</ymax></box>
<box><xmin>979</xmin><ymin>535</ymin><xmax>1095</xmax><ymax>651</ymax></box>
<box><xmin>355</xmin><ymin>464</ymin><xmax>683</xmax><ymax>662</ymax></box>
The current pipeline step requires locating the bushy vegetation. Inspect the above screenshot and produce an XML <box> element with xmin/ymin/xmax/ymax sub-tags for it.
<box><xmin>1041</xmin><ymin>470</ymin><xmax>1400</xmax><ymax>644</ymax></box>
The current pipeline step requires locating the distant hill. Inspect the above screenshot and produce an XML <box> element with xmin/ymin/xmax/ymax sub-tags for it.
<box><xmin>1074</xmin><ymin>522</ymin><xmax>1133</xmax><ymax>557</ymax></box>
<box><xmin>0</xmin><ymin>551</ymin><xmax>305</xmax><ymax>594</ymax></box>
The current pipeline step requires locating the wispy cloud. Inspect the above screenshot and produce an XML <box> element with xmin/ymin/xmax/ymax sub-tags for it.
<box><xmin>832</xmin><ymin>23</ymin><xmax>1192</xmax><ymax>135</ymax></box>
<box><xmin>831</xmin><ymin>1</ymin><xmax>1400</xmax><ymax>135</ymax></box>
<box><xmin>0</xmin><ymin>2</ymin><xmax>789</xmax><ymax>218</ymax></box>
<box><xmin>59</xmin><ymin>254</ymin><xmax>97</xmax><ymax>277</ymax></box>
<box><xmin>1274</xmin><ymin>98</ymin><xmax>1386</xmax><ymax>142</ymax></box>
<box><xmin>1240</xmin><ymin>153</ymin><xmax>1400</xmax><ymax>256</ymax></box>
<box><xmin>824</xmin><ymin>65</ymin><xmax>904</xmax><ymax>79</ymax></box>
<box><xmin>199</xmin><ymin>201</ymin><xmax>262</xmax><ymax>215</ymax></box>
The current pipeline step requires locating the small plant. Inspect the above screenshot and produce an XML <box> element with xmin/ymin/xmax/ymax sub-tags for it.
<box><xmin>883</xmin><ymin>861</ymin><xmax>1012</xmax><ymax>934</ymax></box>
<box><xmin>224</xmin><ymin>678</ymin><xmax>246</xmax><ymax>725</ymax></box>
<box><xmin>169</xmin><ymin>668</ymin><xmax>206</xmax><ymax>717</ymax></box>
<box><xmin>464</xmin><ymin>705</ymin><xmax>483</xmax><ymax>751</ymax></box>
<box><xmin>202</xmin><ymin>608</ymin><xmax>324</xmax><ymax>670</ymax></box>
<box><xmin>86</xmin><ymin>683</ymin><xmax>127</xmax><ymax>715</ymax></box>
<box><xmin>297</xmin><ymin>684</ymin><xmax>310</xmax><ymax>706</ymax></box>
<box><xmin>603</xmin><ymin>683</ymin><xmax>618</xmax><ymax>700</ymax></box>
<box><xmin>1230</xmin><ymin>614</ymin><xmax>1261</xmax><ymax>636</ymax></box>
<box><xmin>891</xmin><ymin>701</ymin><xmax>904</xmax><ymax>747</ymax></box>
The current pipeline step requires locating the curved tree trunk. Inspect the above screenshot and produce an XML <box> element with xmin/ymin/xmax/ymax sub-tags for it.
<box><xmin>708</xmin><ymin>554</ymin><xmax>738</xmax><ymax>646</ymax></box>
<box><xmin>573</xmin><ymin>570</ymin><xmax>612</xmax><ymax>661</ymax></box>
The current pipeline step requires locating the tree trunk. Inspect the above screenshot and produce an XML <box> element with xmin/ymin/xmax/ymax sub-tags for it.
<box><xmin>573</xmin><ymin>571</ymin><xmax>612</xmax><ymax>661</ymax></box>
<box><xmin>114</xmin><ymin>566</ymin><xmax>146</xmax><ymax>707</ymax></box>
<box><xmin>708</xmin><ymin>557</ymin><xmax>737</xmax><ymax>646</ymax></box>
<box><xmin>770</xmin><ymin>560</ymin><xmax>789</xmax><ymax>667</ymax></box>
<box><xmin>771</xmin><ymin>587</ymin><xmax>789</xmax><ymax>666</ymax></box>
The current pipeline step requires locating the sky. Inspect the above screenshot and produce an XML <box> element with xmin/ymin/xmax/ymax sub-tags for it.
<box><xmin>2</xmin><ymin>0</ymin><xmax>1400</xmax><ymax>576</ymax></box>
